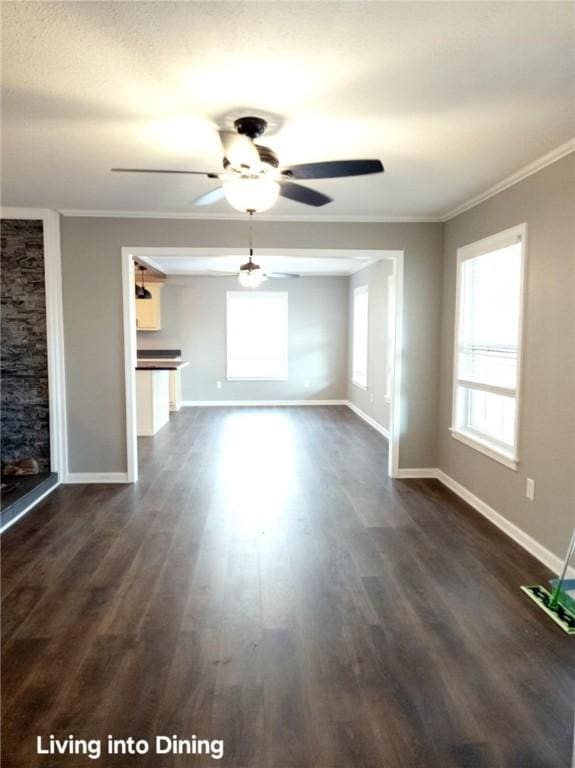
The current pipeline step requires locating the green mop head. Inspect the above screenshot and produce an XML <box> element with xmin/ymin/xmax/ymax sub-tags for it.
<box><xmin>521</xmin><ymin>585</ymin><xmax>575</xmax><ymax>635</ymax></box>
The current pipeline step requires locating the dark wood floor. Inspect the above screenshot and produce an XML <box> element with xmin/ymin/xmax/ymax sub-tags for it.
<box><xmin>2</xmin><ymin>407</ymin><xmax>573</xmax><ymax>767</ymax></box>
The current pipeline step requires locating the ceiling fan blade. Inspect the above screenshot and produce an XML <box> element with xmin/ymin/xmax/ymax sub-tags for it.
<box><xmin>193</xmin><ymin>187</ymin><xmax>226</xmax><ymax>206</ymax></box>
<box><xmin>281</xmin><ymin>159</ymin><xmax>384</xmax><ymax>180</ymax></box>
<box><xmin>218</xmin><ymin>131</ymin><xmax>260</xmax><ymax>170</ymax></box>
<box><xmin>279</xmin><ymin>181</ymin><xmax>333</xmax><ymax>207</ymax></box>
<box><xmin>112</xmin><ymin>168</ymin><xmax>220</xmax><ymax>178</ymax></box>
<box><xmin>266</xmin><ymin>272</ymin><xmax>300</xmax><ymax>279</ymax></box>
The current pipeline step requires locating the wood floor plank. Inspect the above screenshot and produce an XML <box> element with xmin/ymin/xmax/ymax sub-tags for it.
<box><xmin>2</xmin><ymin>406</ymin><xmax>573</xmax><ymax>767</ymax></box>
<box><xmin>262</xmin><ymin>627</ymin><xmax>320</xmax><ymax>767</ymax></box>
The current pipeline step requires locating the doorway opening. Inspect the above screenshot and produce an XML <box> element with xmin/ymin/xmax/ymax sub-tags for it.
<box><xmin>121</xmin><ymin>247</ymin><xmax>404</xmax><ymax>482</ymax></box>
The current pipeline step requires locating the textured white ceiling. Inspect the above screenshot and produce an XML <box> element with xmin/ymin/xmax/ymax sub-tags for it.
<box><xmin>2</xmin><ymin>2</ymin><xmax>574</xmax><ymax>218</ymax></box>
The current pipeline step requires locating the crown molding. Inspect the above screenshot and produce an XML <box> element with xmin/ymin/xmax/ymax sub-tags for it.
<box><xmin>57</xmin><ymin>209</ymin><xmax>440</xmax><ymax>223</ymax></box>
<box><xmin>1</xmin><ymin>206</ymin><xmax>57</xmax><ymax>219</ymax></box>
<box><xmin>441</xmin><ymin>138</ymin><xmax>575</xmax><ymax>222</ymax></box>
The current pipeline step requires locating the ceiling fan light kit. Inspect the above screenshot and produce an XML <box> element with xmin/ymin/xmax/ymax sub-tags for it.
<box><xmin>238</xmin><ymin>268</ymin><xmax>267</xmax><ymax>288</ymax></box>
<box><xmin>112</xmin><ymin>114</ymin><xmax>384</xmax><ymax>213</ymax></box>
<box><xmin>238</xmin><ymin>254</ymin><xmax>268</xmax><ymax>288</ymax></box>
<box><xmin>223</xmin><ymin>177</ymin><xmax>280</xmax><ymax>213</ymax></box>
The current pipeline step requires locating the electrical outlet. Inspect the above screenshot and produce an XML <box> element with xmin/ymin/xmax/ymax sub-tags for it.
<box><xmin>526</xmin><ymin>478</ymin><xmax>535</xmax><ymax>501</ymax></box>
<box><xmin>216</xmin><ymin>380</ymin><xmax>222</xmax><ymax>390</ymax></box>
<box><xmin>304</xmin><ymin>379</ymin><xmax>310</xmax><ymax>389</ymax></box>
<box><xmin>369</xmin><ymin>392</ymin><xmax>375</xmax><ymax>403</ymax></box>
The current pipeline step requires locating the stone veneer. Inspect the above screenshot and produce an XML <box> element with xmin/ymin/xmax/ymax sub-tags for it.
<box><xmin>1</xmin><ymin>220</ymin><xmax>50</xmax><ymax>472</ymax></box>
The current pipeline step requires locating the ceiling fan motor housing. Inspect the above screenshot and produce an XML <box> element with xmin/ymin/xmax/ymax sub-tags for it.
<box><xmin>234</xmin><ymin>116</ymin><xmax>268</xmax><ymax>139</ymax></box>
<box><xmin>240</xmin><ymin>256</ymin><xmax>261</xmax><ymax>273</ymax></box>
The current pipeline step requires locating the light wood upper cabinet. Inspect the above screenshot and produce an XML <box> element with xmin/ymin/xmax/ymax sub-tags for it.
<box><xmin>135</xmin><ymin>283</ymin><xmax>163</xmax><ymax>331</ymax></box>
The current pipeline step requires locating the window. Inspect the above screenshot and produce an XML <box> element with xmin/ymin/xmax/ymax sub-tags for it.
<box><xmin>352</xmin><ymin>285</ymin><xmax>368</xmax><ymax>388</ymax></box>
<box><xmin>451</xmin><ymin>224</ymin><xmax>526</xmax><ymax>469</ymax></box>
<box><xmin>226</xmin><ymin>291</ymin><xmax>288</xmax><ymax>380</ymax></box>
<box><xmin>385</xmin><ymin>274</ymin><xmax>395</xmax><ymax>401</ymax></box>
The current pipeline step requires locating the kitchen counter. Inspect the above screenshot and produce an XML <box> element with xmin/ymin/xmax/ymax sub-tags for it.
<box><xmin>136</xmin><ymin>351</ymin><xmax>187</xmax><ymax>413</ymax></box>
<box><xmin>136</xmin><ymin>361</ymin><xmax>188</xmax><ymax>411</ymax></box>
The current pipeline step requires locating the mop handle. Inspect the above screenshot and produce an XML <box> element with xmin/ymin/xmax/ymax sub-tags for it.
<box><xmin>550</xmin><ymin>527</ymin><xmax>575</xmax><ymax>607</ymax></box>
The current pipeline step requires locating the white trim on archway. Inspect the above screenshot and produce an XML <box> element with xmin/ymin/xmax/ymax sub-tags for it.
<box><xmin>121</xmin><ymin>246</ymin><xmax>404</xmax><ymax>482</ymax></box>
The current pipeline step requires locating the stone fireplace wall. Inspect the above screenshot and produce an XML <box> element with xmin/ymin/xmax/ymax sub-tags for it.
<box><xmin>1</xmin><ymin>220</ymin><xmax>50</xmax><ymax>473</ymax></box>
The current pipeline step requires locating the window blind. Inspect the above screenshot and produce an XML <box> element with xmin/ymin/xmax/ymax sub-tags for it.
<box><xmin>458</xmin><ymin>243</ymin><xmax>522</xmax><ymax>395</ymax></box>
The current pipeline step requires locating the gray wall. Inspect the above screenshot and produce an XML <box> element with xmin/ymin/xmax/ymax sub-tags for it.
<box><xmin>61</xmin><ymin>218</ymin><xmax>443</xmax><ymax>473</ymax></box>
<box><xmin>347</xmin><ymin>260</ymin><xmax>394</xmax><ymax>430</ymax></box>
<box><xmin>438</xmin><ymin>153</ymin><xmax>575</xmax><ymax>559</ymax></box>
<box><xmin>137</xmin><ymin>276</ymin><xmax>348</xmax><ymax>402</ymax></box>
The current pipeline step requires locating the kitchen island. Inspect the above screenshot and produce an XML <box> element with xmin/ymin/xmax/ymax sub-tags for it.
<box><xmin>135</xmin><ymin>369</ymin><xmax>170</xmax><ymax>436</ymax></box>
<box><xmin>136</xmin><ymin>361</ymin><xmax>189</xmax><ymax>411</ymax></box>
<box><xmin>136</xmin><ymin>347</ymin><xmax>189</xmax><ymax>411</ymax></box>
<box><xmin>135</xmin><ymin>360</ymin><xmax>189</xmax><ymax>435</ymax></box>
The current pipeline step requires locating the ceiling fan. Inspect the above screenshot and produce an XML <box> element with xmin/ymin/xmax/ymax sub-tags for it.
<box><xmin>207</xmin><ymin>255</ymin><xmax>299</xmax><ymax>288</ymax></box>
<box><xmin>112</xmin><ymin>115</ymin><xmax>384</xmax><ymax>212</ymax></box>
<box><xmin>205</xmin><ymin>223</ymin><xmax>301</xmax><ymax>287</ymax></box>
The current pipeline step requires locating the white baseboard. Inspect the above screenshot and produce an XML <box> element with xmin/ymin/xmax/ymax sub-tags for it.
<box><xmin>345</xmin><ymin>401</ymin><xmax>390</xmax><ymax>439</ymax></box>
<box><xmin>64</xmin><ymin>472</ymin><xmax>130</xmax><ymax>484</ymax></box>
<box><xmin>434</xmin><ymin>469</ymin><xmax>574</xmax><ymax>577</ymax></box>
<box><xmin>181</xmin><ymin>399</ymin><xmax>348</xmax><ymax>407</ymax></box>
<box><xmin>393</xmin><ymin>467</ymin><xmax>572</xmax><ymax>576</ymax></box>
<box><xmin>396</xmin><ymin>468</ymin><xmax>438</xmax><ymax>479</ymax></box>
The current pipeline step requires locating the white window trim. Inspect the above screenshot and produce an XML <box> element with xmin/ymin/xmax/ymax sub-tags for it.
<box><xmin>352</xmin><ymin>284</ymin><xmax>369</xmax><ymax>389</ymax></box>
<box><xmin>226</xmin><ymin>290</ymin><xmax>289</xmax><ymax>381</ymax></box>
<box><xmin>450</xmin><ymin>428</ymin><xmax>519</xmax><ymax>470</ymax></box>
<box><xmin>451</xmin><ymin>222</ymin><xmax>527</xmax><ymax>470</ymax></box>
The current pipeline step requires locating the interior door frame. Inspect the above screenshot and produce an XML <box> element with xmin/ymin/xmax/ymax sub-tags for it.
<box><xmin>387</xmin><ymin>250</ymin><xmax>404</xmax><ymax>478</ymax></box>
<box><xmin>121</xmin><ymin>250</ymin><xmax>138</xmax><ymax>482</ymax></box>
<box><xmin>121</xmin><ymin>246</ymin><xmax>404</xmax><ymax>482</ymax></box>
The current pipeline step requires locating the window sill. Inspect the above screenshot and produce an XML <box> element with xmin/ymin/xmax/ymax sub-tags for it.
<box><xmin>352</xmin><ymin>379</ymin><xmax>368</xmax><ymax>391</ymax></box>
<box><xmin>450</xmin><ymin>428</ymin><xmax>518</xmax><ymax>470</ymax></box>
